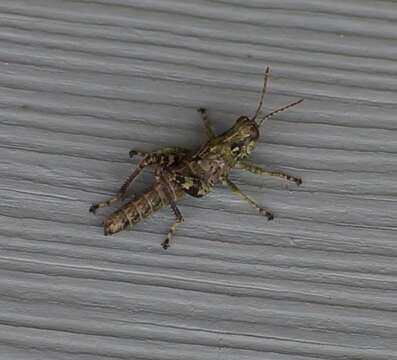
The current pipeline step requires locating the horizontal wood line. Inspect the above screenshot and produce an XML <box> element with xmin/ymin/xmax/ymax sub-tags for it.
<box><xmin>2</xmin><ymin>93</ymin><xmax>397</xmax><ymax>132</ymax></box>
<box><xmin>3</xmin><ymin>245</ymin><xmax>396</xmax><ymax>290</ymax></box>
<box><xmin>3</xmin><ymin>211</ymin><xmax>397</xmax><ymax>258</ymax></box>
<box><xmin>87</xmin><ymin>2</ymin><xmax>397</xmax><ymax>42</ymax></box>
<box><xmin>0</xmin><ymin>324</ymin><xmax>392</xmax><ymax>360</ymax></box>
<box><xmin>0</xmin><ymin>203</ymin><xmax>381</xmax><ymax>237</ymax></box>
<box><xmin>3</xmin><ymin>120</ymin><xmax>397</xmax><ymax>157</ymax></box>
<box><xmin>1</xmin><ymin>18</ymin><xmax>397</xmax><ymax>78</ymax></box>
<box><xmin>1</xmin><ymin>257</ymin><xmax>396</xmax><ymax>314</ymax></box>
<box><xmin>5</xmin><ymin>170</ymin><xmax>397</xmax><ymax>205</ymax></box>
<box><xmin>2</xmin><ymin>8</ymin><xmax>397</xmax><ymax>63</ymax></box>
<box><xmin>1</xmin><ymin>45</ymin><xmax>397</xmax><ymax>97</ymax></box>
<box><xmin>3</xmin><ymin>111</ymin><xmax>397</xmax><ymax>137</ymax></box>
<box><xmin>0</xmin><ymin>73</ymin><xmax>395</xmax><ymax>113</ymax></box>
<box><xmin>4</xmin><ymin>236</ymin><xmax>397</xmax><ymax>281</ymax></box>
<box><xmin>5</xmin><ymin>167</ymin><xmax>397</xmax><ymax>214</ymax></box>
<box><xmin>3</xmin><ymin>0</ymin><xmax>397</xmax><ymax>43</ymax></box>
<box><xmin>2</xmin><ymin>163</ymin><xmax>397</xmax><ymax>208</ymax></box>
<box><xmin>4</xmin><ymin>170</ymin><xmax>397</xmax><ymax>215</ymax></box>
<box><xmin>4</xmin><ymin>218</ymin><xmax>397</xmax><ymax>273</ymax></box>
<box><xmin>0</xmin><ymin>142</ymin><xmax>396</xmax><ymax>181</ymax></box>
<box><xmin>3</xmin><ymin>313</ymin><xmax>392</xmax><ymax>349</ymax></box>
<box><xmin>2</xmin><ymin>196</ymin><xmax>397</xmax><ymax>238</ymax></box>
<box><xmin>207</xmin><ymin>0</ymin><xmax>397</xmax><ymax>22</ymax></box>
<box><xmin>2</xmin><ymin>22</ymin><xmax>397</xmax><ymax>77</ymax></box>
<box><xmin>0</xmin><ymin>68</ymin><xmax>395</xmax><ymax>109</ymax></box>
<box><xmin>0</xmin><ymin>317</ymin><xmax>392</xmax><ymax>357</ymax></box>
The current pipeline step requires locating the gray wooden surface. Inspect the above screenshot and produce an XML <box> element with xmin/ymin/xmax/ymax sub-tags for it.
<box><xmin>1</xmin><ymin>0</ymin><xmax>397</xmax><ymax>359</ymax></box>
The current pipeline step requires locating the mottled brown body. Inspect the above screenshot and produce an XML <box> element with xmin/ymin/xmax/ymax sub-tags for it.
<box><xmin>90</xmin><ymin>67</ymin><xmax>303</xmax><ymax>249</ymax></box>
<box><xmin>103</xmin><ymin>143</ymin><xmax>231</xmax><ymax>238</ymax></box>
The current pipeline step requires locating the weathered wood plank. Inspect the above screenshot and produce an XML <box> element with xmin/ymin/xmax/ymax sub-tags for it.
<box><xmin>1</xmin><ymin>0</ymin><xmax>396</xmax><ymax>358</ymax></box>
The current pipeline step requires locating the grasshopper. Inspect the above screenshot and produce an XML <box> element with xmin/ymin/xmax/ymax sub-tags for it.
<box><xmin>90</xmin><ymin>67</ymin><xmax>303</xmax><ymax>249</ymax></box>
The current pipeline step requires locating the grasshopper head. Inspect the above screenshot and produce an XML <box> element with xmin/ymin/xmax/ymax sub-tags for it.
<box><xmin>223</xmin><ymin>67</ymin><xmax>303</xmax><ymax>161</ymax></box>
<box><xmin>225</xmin><ymin>116</ymin><xmax>259</xmax><ymax>160</ymax></box>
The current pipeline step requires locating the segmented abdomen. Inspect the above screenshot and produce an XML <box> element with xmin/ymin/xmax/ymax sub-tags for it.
<box><xmin>103</xmin><ymin>179</ymin><xmax>185</xmax><ymax>236</ymax></box>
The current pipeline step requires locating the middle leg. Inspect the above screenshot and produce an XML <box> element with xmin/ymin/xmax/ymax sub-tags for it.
<box><xmin>236</xmin><ymin>161</ymin><xmax>302</xmax><ymax>186</ymax></box>
<box><xmin>222</xmin><ymin>176</ymin><xmax>274</xmax><ymax>220</ymax></box>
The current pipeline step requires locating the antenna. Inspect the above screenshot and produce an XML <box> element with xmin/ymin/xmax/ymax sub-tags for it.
<box><xmin>257</xmin><ymin>98</ymin><xmax>304</xmax><ymax>127</ymax></box>
<box><xmin>251</xmin><ymin>66</ymin><xmax>270</xmax><ymax>122</ymax></box>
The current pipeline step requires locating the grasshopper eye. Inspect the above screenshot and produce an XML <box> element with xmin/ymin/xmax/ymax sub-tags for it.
<box><xmin>250</xmin><ymin>124</ymin><xmax>259</xmax><ymax>140</ymax></box>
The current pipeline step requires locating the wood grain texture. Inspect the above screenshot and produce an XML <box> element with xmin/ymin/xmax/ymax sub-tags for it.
<box><xmin>1</xmin><ymin>0</ymin><xmax>396</xmax><ymax>359</ymax></box>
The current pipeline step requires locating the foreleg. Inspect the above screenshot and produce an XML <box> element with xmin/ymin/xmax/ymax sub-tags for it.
<box><xmin>236</xmin><ymin>161</ymin><xmax>302</xmax><ymax>186</ymax></box>
<box><xmin>222</xmin><ymin>176</ymin><xmax>274</xmax><ymax>220</ymax></box>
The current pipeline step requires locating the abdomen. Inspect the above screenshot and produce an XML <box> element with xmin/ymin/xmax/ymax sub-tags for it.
<box><xmin>104</xmin><ymin>180</ymin><xmax>185</xmax><ymax>235</ymax></box>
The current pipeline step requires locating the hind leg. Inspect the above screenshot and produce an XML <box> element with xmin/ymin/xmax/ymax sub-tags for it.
<box><xmin>89</xmin><ymin>147</ymin><xmax>189</xmax><ymax>214</ymax></box>
<box><xmin>161</xmin><ymin>202</ymin><xmax>184</xmax><ymax>250</ymax></box>
<box><xmin>159</xmin><ymin>174</ymin><xmax>185</xmax><ymax>250</ymax></box>
<box><xmin>89</xmin><ymin>157</ymin><xmax>149</xmax><ymax>214</ymax></box>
